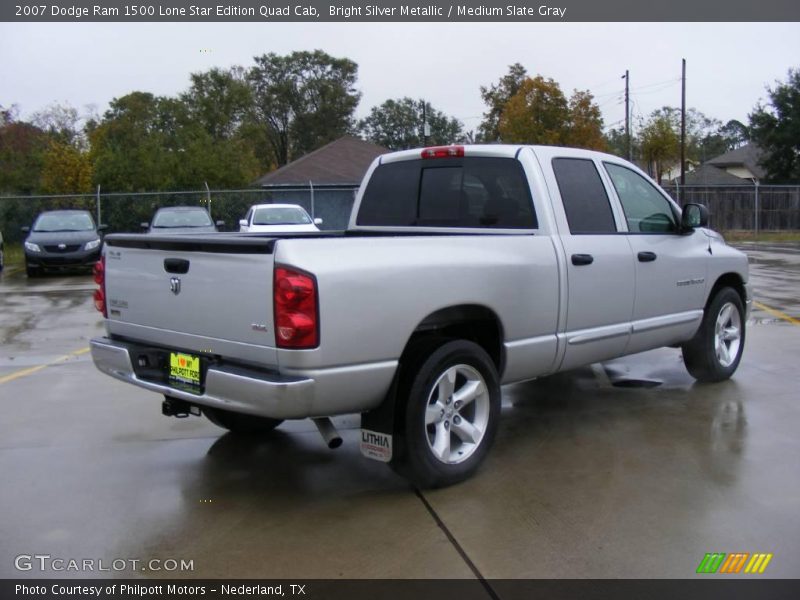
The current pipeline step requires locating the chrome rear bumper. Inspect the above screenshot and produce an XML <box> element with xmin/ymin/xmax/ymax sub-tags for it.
<box><xmin>90</xmin><ymin>337</ymin><xmax>314</xmax><ymax>419</ymax></box>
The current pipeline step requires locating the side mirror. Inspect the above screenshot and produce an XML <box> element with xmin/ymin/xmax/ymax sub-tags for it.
<box><xmin>238</xmin><ymin>219</ymin><xmax>248</xmax><ymax>228</ymax></box>
<box><xmin>215</xmin><ymin>220</ymin><xmax>225</xmax><ymax>228</ymax></box>
<box><xmin>140</xmin><ymin>222</ymin><xmax>149</xmax><ymax>230</ymax></box>
<box><xmin>98</xmin><ymin>224</ymin><xmax>109</xmax><ymax>232</ymax></box>
<box><xmin>313</xmin><ymin>218</ymin><xmax>323</xmax><ymax>226</ymax></box>
<box><xmin>21</xmin><ymin>226</ymin><xmax>30</xmax><ymax>233</ymax></box>
<box><xmin>680</xmin><ymin>203</ymin><xmax>709</xmax><ymax>231</ymax></box>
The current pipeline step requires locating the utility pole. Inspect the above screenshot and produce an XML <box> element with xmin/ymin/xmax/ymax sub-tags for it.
<box><xmin>680</xmin><ymin>58</ymin><xmax>686</xmax><ymax>187</ymax></box>
<box><xmin>421</xmin><ymin>99</ymin><xmax>429</xmax><ymax>146</ymax></box>
<box><xmin>623</xmin><ymin>70</ymin><xmax>630</xmax><ymax>160</ymax></box>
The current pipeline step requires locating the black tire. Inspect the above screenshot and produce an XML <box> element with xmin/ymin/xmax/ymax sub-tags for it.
<box><xmin>392</xmin><ymin>339</ymin><xmax>501</xmax><ymax>488</ymax></box>
<box><xmin>682</xmin><ymin>287</ymin><xmax>745</xmax><ymax>382</ymax></box>
<box><xmin>203</xmin><ymin>406</ymin><xmax>283</xmax><ymax>434</ymax></box>
<box><xmin>26</xmin><ymin>265</ymin><xmax>39</xmax><ymax>278</ymax></box>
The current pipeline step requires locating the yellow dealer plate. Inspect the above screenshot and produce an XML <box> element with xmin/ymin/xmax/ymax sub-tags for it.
<box><xmin>169</xmin><ymin>352</ymin><xmax>200</xmax><ymax>387</ymax></box>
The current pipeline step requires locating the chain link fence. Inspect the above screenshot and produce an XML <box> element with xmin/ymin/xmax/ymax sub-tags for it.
<box><xmin>663</xmin><ymin>184</ymin><xmax>800</xmax><ymax>234</ymax></box>
<box><xmin>0</xmin><ymin>187</ymin><xmax>359</xmax><ymax>243</ymax></box>
<box><xmin>2</xmin><ymin>184</ymin><xmax>799</xmax><ymax>243</ymax></box>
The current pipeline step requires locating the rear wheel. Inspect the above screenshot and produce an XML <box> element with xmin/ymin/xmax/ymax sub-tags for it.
<box><xmin>393</xmin><ymin>340</ymin><xmax>501</xmax><ymax>488</ymax></box>
<box><xmin>682</xmin><ymin>287</ymin><xmax>745</xmax><ymax>382</ymax></box>
<box><xmin>203</xmin><ymin>407</ymin><xmax>283</xmax><ymax>434</ymax></box>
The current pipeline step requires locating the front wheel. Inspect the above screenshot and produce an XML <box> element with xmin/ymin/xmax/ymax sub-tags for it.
<box><xmin>393</xmin><ymin>340</ymin><xmax>501</xmax><ymax>488</ymax></box>
<box><xmin>682</xmin><ymin>287</ymin><xmax>745</xmax><ymax>382</ymax></box>
<box><xmin>203</xmin><ymin>406</ymin><xmax>283</xmax><ymax>434</ymax></box>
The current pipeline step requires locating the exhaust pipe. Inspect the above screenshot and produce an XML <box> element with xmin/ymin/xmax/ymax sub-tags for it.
<box><xmin>312</xmin><ymin>417</ymin><xmax>342</xmax><ymax>449</ymax></box>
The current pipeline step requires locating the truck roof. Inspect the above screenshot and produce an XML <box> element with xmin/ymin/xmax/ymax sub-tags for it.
<box><xmin>379</xmin><ymin>144</ymin><xmax>625</xmax><ymax>165</ymax></box>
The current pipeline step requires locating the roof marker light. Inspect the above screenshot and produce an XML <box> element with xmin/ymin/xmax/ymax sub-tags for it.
<box><xmin>421</xmin><ymin>146</ymin><xmax>465</xmax><ymax>159</ymax></box>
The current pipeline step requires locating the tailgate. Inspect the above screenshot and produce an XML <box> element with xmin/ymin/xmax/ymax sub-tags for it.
<box><xmin>103</xmin><ymin>234</ymin><xmax>277</xmax><ymax>350</ymax></box>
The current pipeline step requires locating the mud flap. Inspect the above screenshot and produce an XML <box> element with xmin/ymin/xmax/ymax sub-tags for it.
<box><xmin>360</xmin><ymin>372</ymin><xmax>401</xmax><ymax>463</ymax></box>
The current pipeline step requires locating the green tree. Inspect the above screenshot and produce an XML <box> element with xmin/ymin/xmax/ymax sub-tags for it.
<box><xmin>719</xmin><ymin>119</ymin><xmax>750</xmax><ymax>150</ymax></box>
<box><xmin>90</xmin><ymin>92</ymin><xmax>259</xmax><ymax>192</ymax></box>
<box><xmin>40</xmin><ymin>139</ymin><xmax>93</xmax><ymax>193</ymax></box>
<box><xmin>359</xmin><ymin>97</ymin><xmax>463</xmax><ymax>150</ymax></box>
<box><xmin>89</xmin><ymin>92</ymin><xmax>176</xmax><ymax>191</ymax></box>
<box><xmin>181</xmin><ymin>66</ymin><xmax>252</xmax><ymax>141</ymax></box>
<box><xmin>639</xmin><ymin>113</ymin><xmax>679</xmax><ymax>183</ymax></box>
<box><xmin>684</xmin><ymin>108</ymin><xmax>734</xmax><ymax>162</ymax></box>
<box><xmin>478</xmin><ymin>62</ymin><xmax>528</xmax><ymax>142</ymax></box>
<box><xmin>749</xmin><ymin>68</ymin><xmax>800</xmax><ymax>183</ymax></box>
<box><xmin>604</xmin><ymin>126</ymin><xmax>633</xmax><ymax>158</ymax></box>
<box><xmin>627</xmin><ymin>107</ymin><xmax>751</xmax><ymax>182</ymax></box>
<box><xmin>247</xmin><ymin>50</ymin><xmax>361</xmax><ymax>166</ymax></box>
<box><xmin>0</xmin><ymin>106</ymin><xmax>49</xmax><ymax>193</ymax></box>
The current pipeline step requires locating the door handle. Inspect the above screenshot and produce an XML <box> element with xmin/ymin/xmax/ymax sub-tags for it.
<box><xmin>571</xmin><ymin>254</ymin><xmax>594</xmax><ymax>266</ymax></box>
<box><xmin>164</xmin><ymin>258</ymin><xmax>190</xmax><ymax>274</ymax></box>
<box><xmin>637</xmin><ymin>251</ymin><xmax>657</xmax><ymax>262</ymax></box>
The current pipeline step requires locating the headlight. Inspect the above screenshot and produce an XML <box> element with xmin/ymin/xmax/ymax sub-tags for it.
<box><xmin>24</xmin><ymin>242</ymin><xmax>41</xmax><ymax>253</ymax></box>
<box><xmin>85</xmin><ymin>239</ymin><xmax>102</xmax><ymax>251</ymax></box>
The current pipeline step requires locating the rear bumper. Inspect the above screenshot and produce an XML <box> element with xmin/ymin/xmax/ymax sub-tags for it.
<box><xmin>90</xmin><ymin>337</ymin><xmax>397</xmax><ymax>419</ymax></box>
<box><xmin>90</xmin><ymin>337</ymin><xmax>315</xmax><ymax>419</ymax></box>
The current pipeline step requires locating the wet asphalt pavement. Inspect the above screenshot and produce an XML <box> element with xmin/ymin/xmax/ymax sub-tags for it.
<box><xmin>0</xmin><ymin>245</ymin><xmax>799</xmax><ymax>580</ymax></box>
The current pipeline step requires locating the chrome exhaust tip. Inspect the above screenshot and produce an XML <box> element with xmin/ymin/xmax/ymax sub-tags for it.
<box><xmin>312</xmin><ymin>417</ymin><xmax>343</xmax><ymax>449</ymax></box>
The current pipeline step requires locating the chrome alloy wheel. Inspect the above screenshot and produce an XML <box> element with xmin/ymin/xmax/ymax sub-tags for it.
<box><xmin>715</xmin><ymin>301</ymin><xmax>742</xmax><ymax>368</ymax></box>
<box><xmin>425</xmin><ymin>364</ymin><xmax>491</xmax><ymax>465</ymax></box>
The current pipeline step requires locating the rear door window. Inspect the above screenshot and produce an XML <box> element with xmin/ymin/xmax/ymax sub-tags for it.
<box><xmin>356</xmin><ymin>157</ymin><xmax>536</xmax><ymax>229</ymax></box>
<box><xmin>552</xmin><ymin>158</ymin><xmax>617</xmax><ymax>234</ymax></box>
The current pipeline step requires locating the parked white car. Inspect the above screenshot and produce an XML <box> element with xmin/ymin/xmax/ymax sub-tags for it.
<box><xmin>239</xmin><ymin>203</ymin><xmax>322</xmax><ymax>233</ymax></box>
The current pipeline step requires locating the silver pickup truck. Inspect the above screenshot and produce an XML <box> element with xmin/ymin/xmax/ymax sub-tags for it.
<box><xmin>90</xmin><ymin>145</ymin><xmax>750</xmax><ymax>487</ymax></box>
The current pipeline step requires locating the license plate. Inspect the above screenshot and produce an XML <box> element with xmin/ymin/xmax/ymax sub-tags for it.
<box><xmin>169</xmin><ymin>352</ymin><xmax>200</xmax><ymax>388</ymax></box>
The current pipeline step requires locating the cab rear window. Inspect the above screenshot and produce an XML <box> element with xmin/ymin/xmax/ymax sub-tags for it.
<box><xmin>356</xmin><ymin>157</ymin><xmax>537</xmax><ymax>229</ymax></box>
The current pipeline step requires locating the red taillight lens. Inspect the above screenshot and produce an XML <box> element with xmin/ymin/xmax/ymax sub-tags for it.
<box><xmin>93</xmin><ymin>288</ymin><xmax>106</xmax><ymax>314</ymax></box>
<box><xmin>93</xmin><ymin>257</ymin><xmax>104</xmax><ymax>285</ymax></box>
<box><xmin>93</xmin><ymin>257</ymin><xmax>107</xmax><ymax>318</ymax></box>
<box><xmin>421</xmin><ymin>145</ymin><xmax>464</xmax><ymax>159</ymax></box>
<box><xmin>273</xmin><ymin>267</ymin><xmax>318</xmax><ymax>348</ymax></box>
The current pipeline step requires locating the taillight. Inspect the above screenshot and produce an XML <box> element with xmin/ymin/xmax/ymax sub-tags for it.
<box><xmin>421</xmin><ymin>145</ymin><xmax>464</xmax><ymax>159</ymax></box>
<box><xmin>273</xmin><ymin>266</ymin><xmax>318</xmax><ymax>349</ymax></box>
<box><xmin>93</xmin><ymin>256</ymin><xmax>107</xmax><ymax>318</ymax></box>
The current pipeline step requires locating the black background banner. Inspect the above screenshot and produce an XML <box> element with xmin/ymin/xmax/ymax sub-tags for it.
<box><xmin>3</xmin><ymin>0</ymin><xmax>800</xmax><ymax>22</ymax></box>
<box><xmin>4</xmin><ymin>579</ymin><xmax>800</xmax><ymax>600</ymax></box>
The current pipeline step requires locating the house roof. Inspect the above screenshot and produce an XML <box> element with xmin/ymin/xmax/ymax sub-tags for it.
<box><xmin>706</xmin><ymin>143</ymin><xmax>766</xmax><ymax>180</ymax></box>
<box><xmin>670</xmin><ymin>164</ymin><xmax>754</xmax><ymax>186</ymax></box>
<box><xmin>253</xmin><ymin>136</ymin><xmax>388</xmax><ymax>187</ymax></box>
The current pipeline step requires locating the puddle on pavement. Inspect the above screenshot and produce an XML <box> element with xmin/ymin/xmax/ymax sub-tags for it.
<box><xmin>611</xmin><ymin>379</ymin><xmax>663</xmax><ymax>389</ymax></box>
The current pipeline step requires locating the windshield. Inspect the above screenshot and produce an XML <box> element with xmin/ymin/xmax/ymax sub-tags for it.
<box><xmin>153</xmin><ymin>208</ymin><xmax>213</xmax><ymax>228</ymax></box>
<box><xmin>252</xmin><ymin>206</ymin><xmax>311</xmax><ymax>226</ymax></box>
<box><xmin>33</xmin><ymin>212</ymin><xmax>95</xmax><ymax>232</ymax></box>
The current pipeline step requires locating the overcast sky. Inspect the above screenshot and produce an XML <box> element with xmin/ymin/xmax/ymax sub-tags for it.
<box><xmin>1</xmin><ymin>22</ymin><xmax>798</xmax><ymax>134</ymax></box>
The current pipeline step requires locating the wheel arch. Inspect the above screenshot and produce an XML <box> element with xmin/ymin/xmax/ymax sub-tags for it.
<box><xmin>361</xmin><ymin>304</ymin><xmax>505</xmax><ymax>449</ymax></box>
<box><xmin>401</xmin><ymin>304</ymin><xmax>505</xmax><ymax>375</ymax></box>
<box><xmin>707</xmin><ymin>272</ymin><xmax>746</xmax><ymax>310</ymax></box>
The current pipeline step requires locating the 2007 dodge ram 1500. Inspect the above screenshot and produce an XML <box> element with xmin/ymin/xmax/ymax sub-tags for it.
<box><xmin>90</xmin><ymin>144</ymin><xmax>751</xmax><ymax>487</ymax></box>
